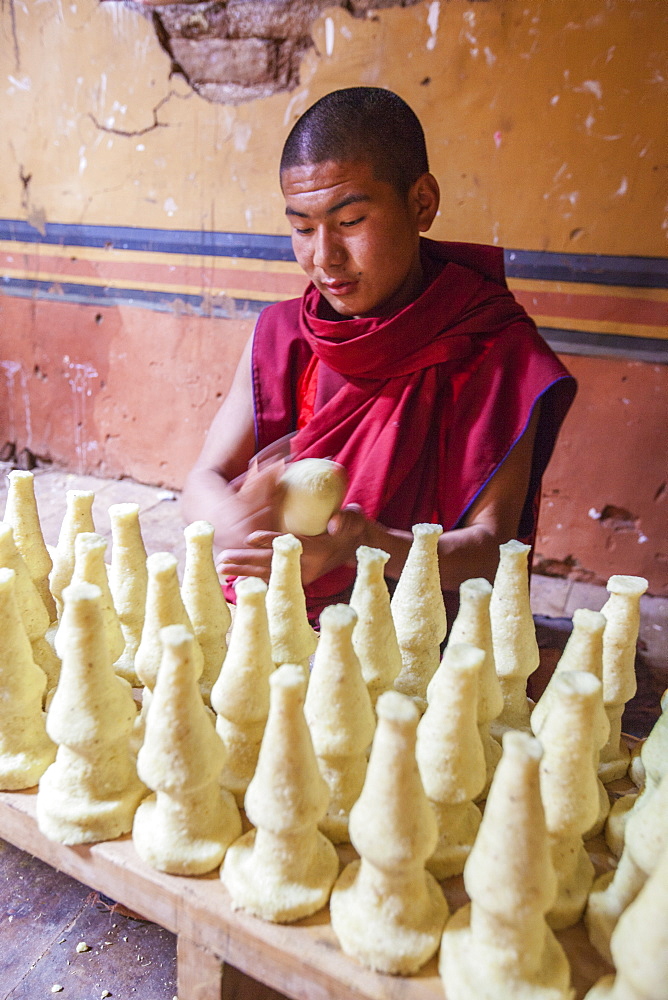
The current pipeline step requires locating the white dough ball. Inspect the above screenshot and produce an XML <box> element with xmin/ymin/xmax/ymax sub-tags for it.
<box><xmin>279</xmin><ymin>459</ymin><xmax>348</xmax><ymax>536</ymax></box>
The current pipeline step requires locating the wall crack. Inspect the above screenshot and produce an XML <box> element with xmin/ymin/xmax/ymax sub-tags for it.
<box><xmin>7</xmin><ymin>0</ymin><xmax>21</xmax><ymax>73</ymax></box>
<box><xmin>87</xmin><ymin>90</ymin><xmax>186</xmax><ymax>137</ymax></box>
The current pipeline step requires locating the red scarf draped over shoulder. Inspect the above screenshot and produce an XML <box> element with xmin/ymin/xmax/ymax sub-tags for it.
<box><xmin>252</xmin><ymin>239</ymin><xmax>576</xmax><ymax>618</ymax></box>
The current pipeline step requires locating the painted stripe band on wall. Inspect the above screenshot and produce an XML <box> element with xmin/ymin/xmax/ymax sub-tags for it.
<box><xmin>1</xmin><ymin>219</ymin><xmax>666</xmax><ymax>359</ymax></box>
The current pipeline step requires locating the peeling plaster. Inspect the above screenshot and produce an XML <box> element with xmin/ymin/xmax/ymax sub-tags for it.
<box><xmin>121</xmin><ymin>0</ymin><xmax>425</xmax><ymax>104</ymax></box>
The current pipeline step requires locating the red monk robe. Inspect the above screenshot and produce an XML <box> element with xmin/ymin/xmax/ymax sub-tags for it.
<box><xmin>250</xmin><ymin>238</ymin><xmax>576</xmax><ymax>619</ymax></box>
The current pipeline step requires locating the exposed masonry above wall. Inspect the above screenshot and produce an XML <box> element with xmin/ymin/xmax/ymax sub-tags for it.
<box><xmin>115</xmin><ymin>0</ymin><xmax>426</xmax><ymax>103</ymax></box>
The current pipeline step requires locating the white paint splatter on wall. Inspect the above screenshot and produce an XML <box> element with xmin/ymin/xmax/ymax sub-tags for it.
<box><xmin>325</xmin><ymin>16</ymin><xmax>335</xmax><ymax>57</ymax></box>
<box><xmin>1</xmin><ymin>361</ymin><xmax>22</xmax><ymax>444</ymax></box>
<box><xmin>460</xmin><ymin>8</ymin><xmax>478</xmax><ymax>58</ymax></box>
<box><xmin>7</xmin><ymin>76</ymin><xmax>31</xmax><ymax>93</ymax></box>
<box><xmin>233</xmin><ymin>122</ymin><xmax>252</xmax><ymax>153</ymax></box>
<box><xmin>577</xmin><ymin>79</ymin><xmax>603</xmax><ymax>99</ymax></box>
<box><xmin>426</xmin><ymin>2</ymin><xmax>440</xmax><ymax>52</ymax></box>
<box><xmin>0</xmin><ymin>361</ymin><xmax>32</xmax><ymax>450</ymax></box>
<box><xmin>63</xmin><ymin>357</ymin><xmax>98</xmax><ymax>475</ymax></box>
<box><xmin>284</xmin><ymin>89</ymin><xmax>311</xmax><ymax>127</ymax></box>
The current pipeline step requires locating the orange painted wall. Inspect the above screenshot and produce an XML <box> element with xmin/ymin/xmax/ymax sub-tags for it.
<box><xmin>0</xmin><ymin>296</ymin><xmax>252</xmax><ymax>485</ymax></box>
<box><xmin>536</xmin><ymin>355</ymin><xmax>667</xmax><ymax>595</ymax></box>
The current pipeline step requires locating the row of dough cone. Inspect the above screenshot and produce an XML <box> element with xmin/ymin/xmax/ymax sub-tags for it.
<box><xmin>0</xmin><ymin>470</ymin><xmax>666</xmax><ymax>999</ymax></box>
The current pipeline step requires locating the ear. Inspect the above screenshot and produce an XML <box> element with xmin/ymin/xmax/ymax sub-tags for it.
<box><xmin>409</xmin><ymin>172</ymin><xmax>440</xmax><ymax>233</ymax></box>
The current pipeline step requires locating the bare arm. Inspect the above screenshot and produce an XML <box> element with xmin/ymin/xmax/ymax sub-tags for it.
<box><xmin>180</xmin><ymin>335</ymin><xmax>285</xmax><ymax>555</ymax></box>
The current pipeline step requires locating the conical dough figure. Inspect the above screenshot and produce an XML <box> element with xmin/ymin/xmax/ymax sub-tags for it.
<box><xmin>133</xmin><ymin>624</ymin><xmax>241</xmax><ymax>875</ymax></box>
<box><xmin>443</xmin><ymin>578</ymin><xmax>504</xmax><ymax>796</ymax></box>
<box><xmin>585</xmin><ymin>768</ymin><xmax>668</xmax><ymax>964</ymax></box>
<box><xmin>0</xmin><ymin>522</ymin><xmax>59</xmax><ymax>691</ymax></box>
<box><xmin>349</xmin><ymin>546</ymin><xmax>402</xmax><ymax>707</ymax></box>
<box><xmin>181</xmin><ymin>520</ymin><xmax>232</xmax><ymax>706</ymax></box>
<box><xmin>134</xmin><ymin>552</ymin><xmax>203</xmax><ymax>744</ymax></box>
<box><xmin>391</xmin><ymin>523</ymin><xmax>446</xmax><ymax>712</ymax></box>
<box><xmin>0</xmin><ymin>521</ymin><xmax>50</xmax><ymax>640</ymax></box>
<box><xmin>3</xmin><ymin>469</ymin><xmax>56</xmax><ymax>620</ymax></box>
<box><xmin>36</xmin><ymin>582</ymin><xmax>144</xmax><ymax>844</ymax></box>
<box><xmin>58</xmin><ymin>532</ymin><xmax>125</xmax><ymax>664</ymax></box>
<box><xmin>536</xmin><ymin>672</ymin><xmax>602</xmax><ymax>929</ymax></box>
<box><xmin>439</xmin><ymin>731</ymin><xmax>574</xmax><ymax>1000</ymax></box>
<box><xmin>265</xmin><ymin>534</ymin><xmax>318</xmax><ymax>677</ymax></box>
<box><xmin>606</xmin><ymin>690</ymin><xmax>668</xmax><ymax>857</ymax></box>
<box><xmin>108</xmin><ymin>502</ymin><xmax>148</xmax><ymax>687</ymax></box>
<box><xmin>598</xmin><ymin>575</ymin><xmax>648</xmax><ymax>782</ymax></box>
<box><xmin>0</xmin><ymin>568</ymin><xmax>55</xmax><ymax>789</ymax></box>
<box><xmin>49</xmin><ymin>490</ymin><xmax>95</xmax><ymax>618</ymax></box>
<box><xmin>532</xmin><ymin>609</ymin><xmax>610</xmax><ymax>838</ymax></box>
<box><xmin>211</xmin><ymin>577</ymin><xmax>274</xmax><ymax>806</ymax></box>
<box><xmin>584</xmin><ymin>841</ymin><xmax>668</xmax><ymax>1000</ymax></box>
<box><xmin>532</xmin><ymin>609</ymin><xmax>606</xmax><ymax>732</ymax></box>
<box><xmin>489</xmin><ymin>539</ymin><xmax>539</xmax><ymax>733</ymax></box>
<box><xmin>221</xmin><ymin>664</ymin><xmax>338</xmax><ymax>922</ymax></box>
<box><xmin>330</xmin><ymin>690</ymin><xmax>448</xmax><ymax>975</ymax></box>
<box><xmin>304</xmin><ymin>604</ymin><xmax>375</xmax><ymax>843</ymax></box>
<box><xmin>416</xmin><ymin>642</ymin><xmax>486</xmax><ymax>878</ymax></box>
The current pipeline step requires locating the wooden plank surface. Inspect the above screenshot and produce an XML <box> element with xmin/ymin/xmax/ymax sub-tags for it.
<box><xmin>0</xmin><ymin>836</ymin><xmax>177</xmax><ymax>999</ymax></box>
<box><xmin>0</xmin><ymin>787</ymin><xmax>617</xmax><ymax>1000</ymax></box>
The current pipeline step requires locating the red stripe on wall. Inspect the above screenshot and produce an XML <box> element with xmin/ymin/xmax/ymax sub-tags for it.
<box><xmin>513</xmin><ymin>288</ymin><xmax>667</xmax><ymax>328</ymax></box>
<box><xmin>0</xmin><ymin>251</ymin><xmax>308</xmax><ymax>297</ymax></box>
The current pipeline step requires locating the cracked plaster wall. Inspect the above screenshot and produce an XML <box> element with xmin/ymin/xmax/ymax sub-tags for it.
<box><xmin>2</xmin><ymin>0</ymin><xmax>665</xmax><ymax>248</ymax></box>
<box><xmin>1</xmin><ymin>0</ymin><xmax>667</xmax><ymax>592</ymax></box>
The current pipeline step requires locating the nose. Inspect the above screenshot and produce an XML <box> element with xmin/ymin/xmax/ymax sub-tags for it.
<box><xmin>312</xmin><ymin>226</ymin><xmax>345</xmax><ymax>271</ymax></box>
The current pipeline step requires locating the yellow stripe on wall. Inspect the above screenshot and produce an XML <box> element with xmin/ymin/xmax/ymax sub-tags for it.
<box><xmin>0</xmin><ymin>240</ymin><xmax>304</xmax><ymax>277</ymax></box>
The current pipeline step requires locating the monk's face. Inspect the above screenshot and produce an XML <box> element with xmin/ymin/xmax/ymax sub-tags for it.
<box><xmin>282</xmin><ymin>159</ymin><xmax>438</xmax><ymax>319</ymax></box>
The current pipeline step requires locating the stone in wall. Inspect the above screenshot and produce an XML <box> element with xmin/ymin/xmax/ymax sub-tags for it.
<box><xmin>119</xmin><ymin>0</ymin><xmax>425</xmax><ymax>103</ymax></box>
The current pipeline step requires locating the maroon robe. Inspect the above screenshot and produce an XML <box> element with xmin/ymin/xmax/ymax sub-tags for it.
<box><xmin>250</xmin><ymin>238</ymin><xmax>576</xmax><ymax>618</ymax></box>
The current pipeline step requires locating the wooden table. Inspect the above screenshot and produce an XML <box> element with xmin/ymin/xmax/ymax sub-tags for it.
<box><xmin>0</xmin><ymin>787</ymin><xmax>617</xmax><ymax>1000</ymax></box>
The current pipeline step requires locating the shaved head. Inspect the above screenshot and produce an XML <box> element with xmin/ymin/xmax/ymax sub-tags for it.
<box><xmin>280</xmin><ymin>87</ymin><xmax>429</xmax><ymax>197</ymax></box>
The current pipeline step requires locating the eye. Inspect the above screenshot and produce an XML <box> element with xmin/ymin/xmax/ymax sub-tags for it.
<box><xmin>340</xmin><ymin>216</ymin><xmax>365</xmax><ymax>228</ymax></box>
<box><xmin>293</xmin><ymin>225</ymin><xmax>314</xmax><ymax>235</ymax></box>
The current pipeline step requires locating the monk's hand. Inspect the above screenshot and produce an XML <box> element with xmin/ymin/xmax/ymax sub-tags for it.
<box><xmin>215</xmin><ymin>505</ymin><xmax>370</xmax><ymax>587</ymax></box>
<box><xmin>212</xmin><ymin>459</ymin><xmax>286</xmax><ymax>554</ymax></box>
<box><xmin>215</xmin><ymin>518</ymin><xmax>287</xmax><ymax>584</ymax></box>
<box><xmin>297</xmin><ymin>504</ymin><xmax>369</xmax><ymax>586</ymax></box>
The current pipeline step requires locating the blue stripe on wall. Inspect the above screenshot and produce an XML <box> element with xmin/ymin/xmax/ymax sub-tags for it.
<box><xmin>1</xmin><ymin>218</ymin><xmax>666</xmax><ymax>288</ymax></box>
<box><xmin>0</xmin><ymin>219</ymin><xmax>296</xmax><ymax>262</ymax></box>
<box><xmin>504</xmin><ymin>249</ymin><xmax>668</xmax><ymax>290</ymax></box>
<box><xmin>0</xmin><ymin>277</ymin><xmax>265</xmax><ymax>318</ymax></box>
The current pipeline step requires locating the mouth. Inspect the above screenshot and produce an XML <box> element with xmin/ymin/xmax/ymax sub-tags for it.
<box><xmin>320</xmin><ymin>278</ymin><xmax>359</xmax><ymax>297</ymax></box>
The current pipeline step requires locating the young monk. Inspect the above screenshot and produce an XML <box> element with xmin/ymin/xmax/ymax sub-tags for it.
<box><xmin>182</xmin><ymin>87</ymin><xmax>576</xmax><ymax>622</ymax></box>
